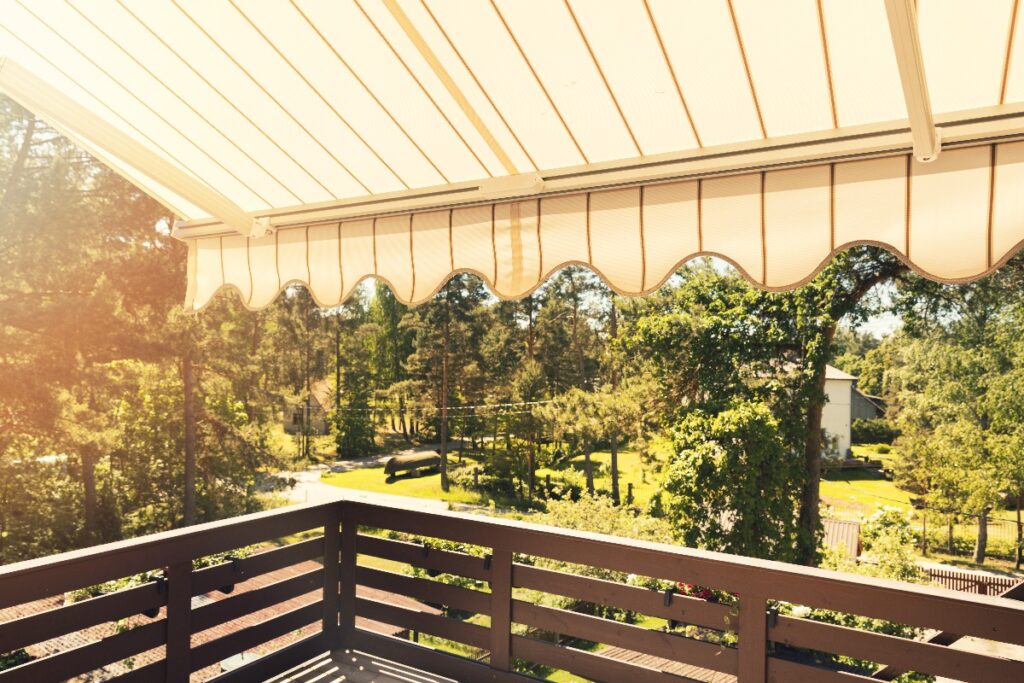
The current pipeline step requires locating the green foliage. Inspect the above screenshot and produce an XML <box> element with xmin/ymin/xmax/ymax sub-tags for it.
<box><xmin>661</xmin><ymin>402</ymin><xmax>803</xmax><ymax>561</ymax></box>
<box><xmin>808</xmin><ymin>510</ymin><xmax>931</xmax><ymax>682</ymax></box>
<box><xmin>852</xmin><ymin>418</ymin><xmax>900</xmax><ymax>445</ymax></box>
<box><xmin>859</xmin><ymin>507</ymin><xmax>924</xmax><ymax>583</ymax></box>
<box><xmin>333</xmin><ymin>319</ymin><xmax>377</xmax><ymax>457</ymax></box>
<box><xmin>530</xmin><ymin>494</ymin><xmax>675</xmax><ymax>620</ymax></box>
<box><xmin>66</xmin><ymin>546</ymin><xmax>256</xmax><ymax>602</ymax></box>
<box><xmin>0</xmin><ymin>650</ymin><xmax>34</xmax><ymax>671</ymax></box>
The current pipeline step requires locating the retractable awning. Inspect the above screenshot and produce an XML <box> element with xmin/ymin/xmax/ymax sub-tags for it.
<box><xmin>2</xmin><ymin>0</ymin><xmax>1023</xmax><ymax>310</ymax></box>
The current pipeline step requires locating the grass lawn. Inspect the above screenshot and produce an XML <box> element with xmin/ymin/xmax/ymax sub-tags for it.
<box><xmin>820</xmin><ymin>468</ymin><xmax>916</xmax><ymax>515</ymax></box>
<box><xmin>320</xmin><ymin>457</ymin><xmax>498</xmax><ymax>507</ymax></box>
<box><xmin>850</xmin><ymin>443</ymin><xmax>901</xmax><ymax>470</ymax></box>
<box><xmin>267</xmin><ymin>423</ymin><xmax>336</xmax><ymax>463</ymax></box>
<box><xmin>824</xmin><ymin>449</ymin><xmax>1019</xmax><ymax>524</ymax></box>
<box><xmin>322</xmin><ymin>444</ymin><xmax>666</xmax><ymax>510</ymax></box>
<box><xmin>560</xmin><ymin>449</ymin><xmax>662</xmax><ymax>507</ymax></box>
<box><xmin>920</xmin><ymin>551</ymin><xmax>1023</xmax><ymax>574</ymax></box>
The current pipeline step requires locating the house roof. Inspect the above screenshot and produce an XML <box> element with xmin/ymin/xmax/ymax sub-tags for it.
<box><xmin>2</xmin><ymin>2</ymin><xmax>1023</xmax><ymax>313</ymax></box>
<box><xmin>825</xmin><ymin>365</ymin><xmax>856</xmax><ymax>381</ymax></box>
<box><xmin>310</xmin><ymin>379</ymin><xmax>335</xmax><ymax>413</ymax></box>
<box><xmin>823</xmin><ymin>518</ymin><xmax>862</xmax><ymax>559</ymax></box>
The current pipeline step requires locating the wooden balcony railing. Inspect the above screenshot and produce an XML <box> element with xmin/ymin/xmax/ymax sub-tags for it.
<box><xmin>1</xmin><ymin>498</ymin><xmax>1023</xmax><ymax>682</ymax></box>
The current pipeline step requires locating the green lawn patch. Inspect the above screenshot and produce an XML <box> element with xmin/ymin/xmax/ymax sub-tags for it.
<box><xmin>820</xmin><ymin>469</ymin><xmax>915</xmax><ymax>516</ymax></box>
<box><xmin>851</xmin><ymin>443</ymin><xmax>901</xmax><ymax>470</ymax></box>
<box><xmin>320</xmin><ymin>460</ymin><xmax>492</xmax><ymax>506</ymax></box>
<box><xmin>542</xmin><ymin>449</ymin><xmax>663</xmax><ymax>507</ymax></box>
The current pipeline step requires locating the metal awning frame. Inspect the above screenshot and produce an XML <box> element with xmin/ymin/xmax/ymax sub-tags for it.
<box><xmin>171</xmin><ymin>101</ymin><xmax>1024</xmax><ymax>240</ymax></box>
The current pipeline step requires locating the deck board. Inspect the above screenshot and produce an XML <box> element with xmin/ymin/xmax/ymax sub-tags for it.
<box><xmin>267</xmin><ymin>649</ymin><xmax>457</xmax><ymax>683</ymax></box>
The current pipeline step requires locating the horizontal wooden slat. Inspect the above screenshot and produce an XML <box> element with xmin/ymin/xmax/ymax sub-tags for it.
<box><xmin>767</xmin><ymin>656</ymin><xmax>878</xmax><ymax>683</ymax></box>
<box><xmin>0</xmin><ymin>503</ymin><xmax>330</xmax><ymax>609</ymax></box>
<box><xmin>511</xmin><ymin>600</ymin><xmax>736</xmax><ymax>675</ymax></box>
<box><xmin>872</xmin><ymin>579</ymin><xmax>1024</xmax><ymax>681</ymax></box>
<box><xmin>0</xmin><ymin>581</ymin><xmax>164</xmax><ymax>654</ymax></box>
<box><xmin>512</xmin><ymin>635</ymin><xmax>695</xmax><ymax>683</ymax></box>
<box><xmin>350</xmin><ymin>629</ymin><xmax>529</xmax><ymax>682</ymax></box>
<box><xmin>189</xmin><ymin>601</ymin><xmax>322</xmax><ymax>672</ymax></box>
<box><xmin>191</xmin><ymin>536</ymin><xmax>325</xmax><ymax>595</ymax></box>
<box><xmin>0</xmin><ymin>619</ymin><xmax>165</xmax><ymax>683</ymax></box>
<box><xmin>357</xmin><ymin>534</ymin><xmax>490</xmax><ymax>581</ymax></box>
<box><xmin>356</xmin><ymin>566</ymin><xmax>490</xmax><ymax>615</ymax></box>
<box><xmin>208</xmin><ymin>632</ymin><xmax>326</xmax><ymax>683</ymax></box>
<box><xmin>513</xmin><ymin>564</ymin><xmax>730</xmax><ymax>631</ymax></box>
<box><xmin>771</xmin><ymin>614</ymin><xmax>1024</xmax><ymax>680</ymax></box>
<box><xmin>354</xmin><ymin>596</ymin><xmax>489</xmax><ymax>649</ymax></box>
<box><xmin>192</xmin><ymin>567</ymin><xmax>323</xmax><ymax>634</ymax></box>
<box><xmin>347</xmin><ymin>501</ymin><xmax>1024</xmax><ymax>647</ymax></box>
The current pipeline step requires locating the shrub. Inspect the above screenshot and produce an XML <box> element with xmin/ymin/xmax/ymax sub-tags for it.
<box><xmin>0</xmin><ymin>649</ymin><xmax>34</xmax><ymax>671</ymax></box>
<box><xmin>876</xmin><ymin>444</ymin><xmax>892</xmax><ymax>454</ymax></box>
<box><xmin>662</xmin><ymin>402</ymin><xmax>804</xmax><ymax>562</ymax></box>
<box><xmin>801</xmin><ymin>508</ymin><xmax>932</xmax><ymax>682</ymax></box>
<box><xmin>851</xmin><ymin>418</ymin><xmax>899</xmax><ymax>445</ymax></box>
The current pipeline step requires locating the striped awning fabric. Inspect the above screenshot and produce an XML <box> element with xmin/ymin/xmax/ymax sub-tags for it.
<box><xmin>187</xmin><ymin>142</ymin><xmax>1024</xmax><ymax>310</ymax></box>
<box><xmin>2</xmin><ymin>1</ymin><xmax>1024</xmax><ymax>310</ymax></box>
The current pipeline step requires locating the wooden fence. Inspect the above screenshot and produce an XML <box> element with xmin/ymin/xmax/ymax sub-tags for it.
<box><xmin>924</xmin><ymin>566</ymin><xmax>1021</xmax><ymax>595</ymax></box>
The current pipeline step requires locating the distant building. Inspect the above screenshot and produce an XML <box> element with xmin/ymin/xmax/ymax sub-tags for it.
<box><xmin>823</xmin><ymin>518</ymin><xmax>862</xmax><ymax>558</ymax></box>
<box><xmin>851</xmin><ymin>388</ymin><xmax>886</xmax><ymax>421</ymax></box>
<box><xmin>822</xmin><ymin>365</ymin><xmax>855</xmax><ymax>457</ymax></box>
<box><xmin>283</xmin><ymin>379</ymin><xmax>334</xmax><ymax>436</ymax></box>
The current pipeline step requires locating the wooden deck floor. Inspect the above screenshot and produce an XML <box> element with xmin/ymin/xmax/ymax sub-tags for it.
<box><xmin>267</xmin><ymin>646</ymin><xmax>736</xmax><ymax>683</ymax></box>
<box><xmin>267</xmin><ymin>649</ymin><xmax>458</xmax><ymax>683</ymax></box>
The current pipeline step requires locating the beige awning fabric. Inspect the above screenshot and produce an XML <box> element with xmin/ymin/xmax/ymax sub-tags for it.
<box><xmin>3</xmin><ymin>1</ymin><xmax>1024</xmax><ymax>310</ymax></box>
<box><xmin>186</xmin><ymin>141</ymin><xmax>1024</xmax><ymax>310</ymax></box>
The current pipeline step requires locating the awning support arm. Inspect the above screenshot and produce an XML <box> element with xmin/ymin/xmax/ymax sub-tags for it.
<box><xmin>0</xmin><ymin>56</ymin><xmax>257</xmax><ymax>235</ymax></box>
<box><xmin>885</xmin><ymin>0</ymin><xmax>941</xmax><ymax>162</ymax></box>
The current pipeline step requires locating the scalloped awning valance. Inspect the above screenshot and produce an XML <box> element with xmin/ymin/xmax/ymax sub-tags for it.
<box><xmin>185</xmin><ymin>142</ymin><xmax>1024</xmax><ymax>310</ymax></box>
<box><xmin>3</xmin><ymin>1</ymin><xmax>1024</xmax><ymax>310</ymax></box>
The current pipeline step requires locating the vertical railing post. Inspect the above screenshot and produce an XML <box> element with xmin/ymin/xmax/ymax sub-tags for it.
<box><xmin>322</xmin><ymin>503</ymin><xmax>342</xmax><ymax>649</ymax></box>
<box><xmin>737</xmin><ymin>591</ymin><xmax>768</xmax><ymax>682</ymax></box>
<box><xmin>489</xmin><ymin>547</ymin><xmax>513</xmax><ymax>671</ymax></box>
<box><xmin>165</xmin><ymin>561</ymin><xmax>192</xmax><ymax>683</ymax></box>
<box><xmin>338</xmin><ymin>503</ymin><xmax>357</xmax><ymax>649</ymax></box>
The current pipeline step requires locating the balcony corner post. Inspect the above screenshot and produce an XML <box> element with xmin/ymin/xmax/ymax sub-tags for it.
<box><xmin>165</xmin><ymin>561</ymin><xmax>193</xmax><ymax>683</ymax></box>
<box><xmin>737</xmin><ymin>591</ymin><xmax>769</xmax><ymax>682</ymax></box>
<box><xmin>488</xmin><ymin>547</ymin><xmax>513</xmax><ymax>671</ymax></box>
<box><xmin>338</xmin><ymin>503</ymin><xmax>358</xmax><ymax>649</ymax></box>
<box><xmin>322</xmin><ymin>503</ymin><xmax>342</xmax><ymax>650</ymax></box>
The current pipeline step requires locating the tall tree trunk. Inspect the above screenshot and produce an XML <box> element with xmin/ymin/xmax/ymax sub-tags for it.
<box><xmin>304</xmin><ymin>322</ymin><xmax>312</xmax><ymax>460</ymax></box>
<box><xmin>1016</xmin><ymin>492</ymin><xmax>1022</xmax><ymax>571</ymax></box>
<box><xmin>439</xmin><ymin>292</ymin><xmax>450</xmax><ymax>491</ymax></box>
<box><xmin>492</xmin><ymin>412</ymin><xmax>499</xmax><ymax>458</ymax></box>
<box><xmin>526</xmin><ymin>297</ymin><xmax>536</xmax><ymax>360</ymax></box>
<box><xmin>458</xmin><ymin>414</ymin><xmax>466</xmax><ymax>463</ymax></box>
<box><xmin>797</xmin><ymin>324</ymin><xmax>835</xmax><ymax>565</ymax></box>
<box><xmin>528</xmin><ymin>442</ymin><xmax>536</xmax><ymax>500</ymax></box>
<box><xmin>584</xmin><ymin>440</ymin><xmax>594</xmax><ymax>494</ymax></box>
<box><xmin>245</xmin><ymin>315</ymin><xmax>260</xmax><ymax>421</ymax></box>
<box><xmin>182</xmin><ymin>347</ymin><xmax>198</xmax><ymax>527</ymax></box>
<box><xmin>80</xmin><ymin>448</ymin><xmax>98</xmax><ymax>542</ymax></box>
<box><xmin>335</xmin><ymin>325</ymin><xmax>341</xmax><ymax>407</ymax></box>
<box><xmin>921</xmin><ymin>506</ymin><xmax>928</xmax><ymax>557</ymax></box>
<box><xmin>571</xmin><ymin>287</ymin><xmax>585</xmax><ymax>389</ymax></box>
<box><xmin>399</xmin><ymin>395</ymin><xmax>409</xmax><ymax>442</ymax></box>
<box><xmin>974</xmin><ymin>509</ymin><xmax>989</xmax><ymax>564</ymax></box>
<box><xmin>609</xmin><ymin>297</ymin><xmax>620</xmax><ymax>505</ymax></box>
